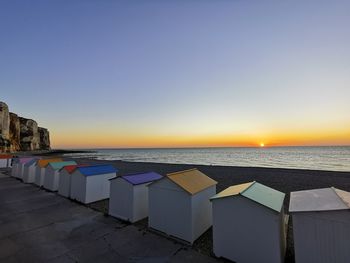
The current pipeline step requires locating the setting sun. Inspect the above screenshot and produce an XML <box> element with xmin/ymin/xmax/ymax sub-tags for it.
<box><xmin>260</xmin><ymin>143</ymin><xmax>265</xmax><ymax>147</ymax></box>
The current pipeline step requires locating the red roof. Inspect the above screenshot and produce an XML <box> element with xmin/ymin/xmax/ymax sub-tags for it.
<box><xmin>0</xmin><ymin>154</ymin><xmax>13</xmax><ymax>159</ymax></box>
<box><xmin>63</xmin><ymin>164</ymin><xmax>89</xmax><ymax>174</ymax></box>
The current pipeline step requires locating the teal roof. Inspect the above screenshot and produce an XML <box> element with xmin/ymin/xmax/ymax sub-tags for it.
<box><xmin>211</xmin><ymin>181</ymin><xmax>285</xmax><ymax>213</ymax></box>
<box><xmin>241</xmin><ymin>182</ymin><xmax>285</xmax><ymax>212</ymax></box>
<box><xmin>49</xmin><ymin>161</ymin><xmax>77</xmax><ymax>170</ymax></box>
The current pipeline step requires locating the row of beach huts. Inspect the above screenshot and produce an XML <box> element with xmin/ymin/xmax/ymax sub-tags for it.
<box><xmin>1</xmin><ymin>154</ymin><xmax>350</xmax><ymax>263</ymax></box>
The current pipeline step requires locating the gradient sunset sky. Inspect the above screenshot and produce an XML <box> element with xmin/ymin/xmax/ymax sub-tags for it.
<box><xmin>1</xmin><ymin>1</ymin><xmax>350</xmax><ymax>148</ymax></box>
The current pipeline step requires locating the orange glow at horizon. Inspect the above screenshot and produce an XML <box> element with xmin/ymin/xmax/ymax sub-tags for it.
<box><xmin>51</xmin><ymin>126</ymin><xmax>350</xmax><ymax>149</ymax></box>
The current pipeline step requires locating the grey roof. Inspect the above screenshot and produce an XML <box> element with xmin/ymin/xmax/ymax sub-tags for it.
<box><xmin>289</xmin><ymin>187</ymin><xmax>350</xmax><ymax>213</ymax></box>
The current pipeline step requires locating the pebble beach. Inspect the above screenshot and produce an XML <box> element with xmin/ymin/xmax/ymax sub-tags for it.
<box><xmin>66</xmin><ymin>157</ymin><xmax>350</xmax><ymax>263</ymax></box>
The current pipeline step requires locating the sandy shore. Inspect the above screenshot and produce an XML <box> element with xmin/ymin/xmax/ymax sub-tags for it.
<box><xmin>60</xmin><ymin>157</ymin><xmax>350</xmax><ymax>263</ymax></box>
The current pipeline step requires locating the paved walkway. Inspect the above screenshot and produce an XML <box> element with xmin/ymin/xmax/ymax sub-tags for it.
<box><xmin>0</xmin><ymin>171</ymin><xmax>220</xmax><ymax>263</ymax></box>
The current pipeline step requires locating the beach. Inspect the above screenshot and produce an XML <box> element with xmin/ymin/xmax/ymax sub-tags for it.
<box><xmin>61</xmin><ymin>157</ymin><xmax>350</xmax><ymax>262</ymax></box>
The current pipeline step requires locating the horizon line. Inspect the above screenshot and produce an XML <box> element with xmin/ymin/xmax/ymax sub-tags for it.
<box><xmin>54</xmin><ymin>145</ymin><xmax>350</xmax><ymax>150</ymax></box>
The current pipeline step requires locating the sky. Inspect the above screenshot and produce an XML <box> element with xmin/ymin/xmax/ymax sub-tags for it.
<box><xmin>1</xmin><ymin>0</ymin><xmax>350</xmax><ymax>148</ymax></box>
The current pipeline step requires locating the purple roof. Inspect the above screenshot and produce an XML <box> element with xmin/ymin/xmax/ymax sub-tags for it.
<box><xmin>19</xmin><ymin>157</ymin><xmax>35</xmax><ymax>164</ymax></box>
<box><xmin>120</xmin><ymin>172</ymin><xmax>163</xmax><ymax>185</ymax></box>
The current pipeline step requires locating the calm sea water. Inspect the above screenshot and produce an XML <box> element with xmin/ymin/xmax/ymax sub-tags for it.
<box><xmin>64</xmin><ymin>146</ymin><xmax>350</xmax><ymax>172</ymax></box>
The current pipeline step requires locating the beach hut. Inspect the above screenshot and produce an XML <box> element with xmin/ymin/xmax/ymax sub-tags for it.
<box><xmin>0</xmin><ymin>154</ymin><xmax>12</xmax><ymax>168</ymax></box>
<box><xmin>109</xmin><ymin>172</ymin><xmax>163</xmax><ymax>223</ymax></box>
<box><xmin>10</xmin><ymin>157</ymin><xmax>19</xmax><ymax>177</ymax></box>
<box><xmin>22</xmin><ymin>158</ymin><xmax>39</xmax><ymax>183</ymax></box>
<box><xmin>34</xmin><ymin>158</ymin><xmax>63</xmax><ymax>187</ymax></box>
<box><xmin>210</xmin><ymin>181</ymin><xmax>287</xmax><ymax>263</ymax></box>
<box><xmin>70</xmin><ymin>165</ymin><xmax>118</xmax><ymax>204</ymax></box>
<box><xmin>43</xmin><ymin>161</ymin><xmax>77</xmax><ymax>191</ymax></box>
<box><xmin>15</xmin><ymin>157</ymin><xmax>35</xmax><ymax>179</ymax></box>
<box><xmin>289</xmin><ymin>187</ymin><xmax>350</xmax><ymax>263</ymax></box>
<box><xmin>58</xmin><ymin>164</ymin><xmax>88</xmax><ymax>198</ymax></box>
<box><xmin>148</xmin><ymin>168</ymin><xmax>217</xmax><ymax>244</ymax></box>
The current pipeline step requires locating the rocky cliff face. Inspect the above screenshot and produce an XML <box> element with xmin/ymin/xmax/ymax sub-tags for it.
<box><xmin>38</xmin><ymin>127</ymin><xmax>50</xmax><ymax>150</ymax></box>
<box><xmin>9</xmin><ymin>113</ymin><xmax>21</xmax><ymax>152</ymax></box>
<box><xmin>19</xmin><ymin>117</ymin><xmax>40</xmax><ymax>151</ymax></box>
<box><xmin>0</xmin><ymin>102</ymin><xmax>11</xmax><ymax>151</ymax></box>
<box><xmin>0</xmin><ymin>101</ymin><xmax>51</xmax><ymax>152</ymax></box>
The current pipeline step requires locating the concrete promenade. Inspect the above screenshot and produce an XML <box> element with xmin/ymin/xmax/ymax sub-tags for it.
<box><xmin>0</xmin><ymin>170</ymin><xmax>220</xmax><ymax>263</ymax></box>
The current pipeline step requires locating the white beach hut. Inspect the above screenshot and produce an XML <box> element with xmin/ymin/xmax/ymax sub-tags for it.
<box><xmin>22</xmin><ymin>158</ymin><xmax>39</xmax><ymax>183</ymax></box>
<box><xmin>289</xmin><ymin>187</ymin><xmax>350</xmax><ymax>263</ymax></box>
<box><xmin>0</xmin><ymin>154</ymin><xmax>12</xmax><ymax>168</ymax></box>
<box><xmin>43</xmin><ymin>161</ymin><xmax>77</xmax><ymax>191</ymax></box>
<box><xmin>70</xmin><ymin>165</ymin><xmax>118</xmax><ymax>204</ymax></box>
<box><xmin>58</xmin><ymin>164</ymin><xmax>88</xmax><ymax>198</ymax></box>
<box><xmin>15</xmin><ymin>157</ymin><xmax>35</xmax><ymax>179</ymax></box>
<box><xmin>34</xmin><ymin>158</ymin><xmax>63</xmax><ymax>187</ymax></box>
<box><xmin>211</xmin><ymin>181</ymin><xmax>287</xmax><ymax>263</ymax></box>
<box><xmin>10</xmin><ymin>157</ymin><xmax>21</xmax><ymax>177</ymax></box>
<box><xmin>148</xmin><ymin>168</ymin><xmax>217</xmax><ymax>244</ymax></box>
<box><xmin>109</xmin><ymin>172</ymin><xmax>163</xmax><ymax>223</ymax></box>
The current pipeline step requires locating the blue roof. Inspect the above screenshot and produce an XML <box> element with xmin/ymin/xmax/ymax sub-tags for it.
<box><xmin>24</xmin><ymin>159</ymin><xmax>38</xmax><ymax>167</ymax></box>
<box><xmin>119</xmin><ymin>172</ymin><xmax>163</xmax><ymax>185</ymax></box>
<box><xmin>77</xmin><ymin>165</ymin><xmax>118</xmax><ymax>176</ymax></box>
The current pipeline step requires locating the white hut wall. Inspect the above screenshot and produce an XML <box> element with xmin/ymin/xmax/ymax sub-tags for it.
<box><xmin>17</xmin><ymin>163</ymin><xmax>25</xmax><ymax>178</ymax></box>
<box><xmin>58</xmin><ymin>170</ymin><xmax>71</xmax><ymax>197</ymax></box>
<box><xmin>34</xmin><ymin>167</ymin><xmax>45</xmax><ymax>186</ymax></box>
<box><xmin>149</xmin><ymin>178</ymin><xmax>192</xmax><ymax>242</ymax></box>
<box><xmin>85</xmin><ymin>173</ymin><xmax>114</xmax><ymax>203</ymax></box>
<box><xmin>44</xmin><ymin>166</ymin><xmax>55</xmax><ymax>189</ymax></box>
<box><xmin>0</xmin><ymin>159</ymin><xmax>7</xmax><ymax>168</ymax></box>
<box><xmin>71</xmin><ymin>173</ymin><xmax>87</xmax><ymax>202</ymax></box>
<box><xmin>132</xmin><ymin>183</ymin><xmax>150</xmax><ymax>222</ymax></box>
<box><xmin>109</xmin><ymin>179</ymin><xmax>133</xmax><ymax>221</ymax></box>
<box><xmin>213</xmin><ymin>196</ymin><xmax>283</xmax><ymax>263</ymax></box>
<box><xmin>28</xmin><ymin>164</ymin><xmax>37</xmax><ymax>182</ymax></box>
<box><xmin>23</xmin><ymin>165</ymin><xmax>33</xmax><ymax>183</ymax></box>
<box><xmin>293</xmin><ymin>210</ymin><xmax>350</xmax><ymax>263</ymax></box>
<box><xmin>11</xmin><ymin>162</ymin><xmax>19</xmax><ymax>176</ymax></box>
<box><xmin>191</xmin><ymin>185</ymin><xmax>216</xmax><ymax>243</ymax></box>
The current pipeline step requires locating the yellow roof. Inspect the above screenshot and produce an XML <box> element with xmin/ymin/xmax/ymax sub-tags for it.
<box><xmin>167</xmin><ymin>168</ymin><xmax>217</xmax><ymax>195</ymax></box>
<box><xmin>210</xmin><ymin>182</ymin><xmax>254</xmax><ymax>200</ymax></box>
<box><xmin>37</xmin><ymin>158</ymin><xmax>63</xmax><ymax>168</ymax></box>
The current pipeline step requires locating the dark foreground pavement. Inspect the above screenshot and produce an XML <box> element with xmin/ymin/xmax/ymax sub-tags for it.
<box><xmin>0</xmin><ymin>171</ymin><xmax>220</xmax><ymax>263</ymax></box>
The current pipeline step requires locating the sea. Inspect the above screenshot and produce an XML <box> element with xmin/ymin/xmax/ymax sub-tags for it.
<box><xmin>63</xmin><ymin>146</ymin><xmax>350</xmax><ymax>172</ymax></box>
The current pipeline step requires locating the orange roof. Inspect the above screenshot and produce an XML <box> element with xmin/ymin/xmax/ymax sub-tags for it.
<box><xmin>37</xmin><ymin>158</ymin><xmax>63</xmax><ymax>168</ymax></box>
<box><xmin>167</xmin><ymin>168</ymin><xmax>217</xmax><ymax>195</ymax></box>
<box><xmin>0</xmin><ymin>154</ymin><xmax>13</xmax><ymax>159</ymax></box>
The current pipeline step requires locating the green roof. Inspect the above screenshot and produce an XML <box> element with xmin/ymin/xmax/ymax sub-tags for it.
<box><xmin>241</xmin><ymin>182</ymin><xmax>285</xmax><ymax>212</ymax></box>
<box><xmin>211</xmin><ymin>181</ymin><xmax>285</xmax><ymax>213</ymax></box>
<box><xmin>50</xmin><ymin>161</ymin><xmax>77</xmax><ymax>170</ymax></box>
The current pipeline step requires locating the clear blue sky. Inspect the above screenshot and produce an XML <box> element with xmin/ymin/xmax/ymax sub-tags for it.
<box><xmin>1</xmin><ymin>1</ymin><xmax>350</xmax><ymax>148</ymax></box>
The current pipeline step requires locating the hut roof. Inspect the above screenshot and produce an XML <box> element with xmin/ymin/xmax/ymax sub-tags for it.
<box><xmin>289</xmin><ymin>187</ymin><xmax>350</xmax><ymax>213</ymax></box>
<box><xmin>19</xmin><ymin>157</ymin><xmax>35</xmax><ymax>164</ymax></box>
<box><xmin>0</xmin><ymin>154</ymin><xmax>13</xmax><ymax>159</ymax></box>
<box><xmin>49</xmin><ymin>161</ymin><xmax>77</xmax><ymax>170</ymax></box>
<box><xmin>166</xmin><ymin>168</ymin><xmax>217</xmax><ymax>195</ymax></box>
<box><xmin>24</xmin><ymin>159</ymin><xmax>38</xmax><ymax>166</ymax></box>
<box><xmin>211</xmin><ymin>181</ymin><xmax>285</xmax><ymax>213</ymax></box>
<box><xmin>61</xmin><ymin>164</ymin><xmax>89</xmax><ymax>174</ymax></box>
<box><xmin>37</xmin><ymin>158</ymin><xmax>63</xmax><ymax>168</ymax></box>
<box><xmin>115</xmin><ymin>172</ymin><xmax>163</xmax><ymax>185</ymax></box>
<box><xmin>77</xmin><ymin>165</ymin><xmax>118</xmax><ymax>176</ymax></box>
